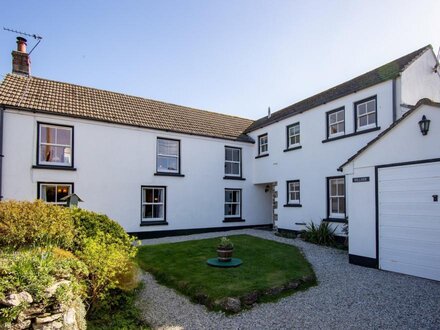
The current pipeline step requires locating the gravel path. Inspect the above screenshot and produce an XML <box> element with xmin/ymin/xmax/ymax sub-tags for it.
<box><xmin>137</xmin><ymin>229</ymin><xmax>440</xmax><ymax>329</ymax></box>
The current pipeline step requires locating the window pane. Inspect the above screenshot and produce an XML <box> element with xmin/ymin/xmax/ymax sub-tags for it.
<box><xmin>154</xmin><ymin>189</ymin><xmax>163</xmax><ymax>203</ymax></box>
<box><xmin>153</xmin><ymin>205</ymin><xmax>163</xmax><ymax>219</ymax></box>
<box><xmin>231</xmin><ymin>163</ymin><xmax>240</xmax><ymax>175</ymax></box>
<box><xmin>338</xmin><ymin>182</ymin><xmax>344</xmax><ymax>195</ymax></box>
<box><xmin>339</xmin><ymin>198</ymin><xmax>345</xmax><ymax>213</ymax></box>
<box><xmin>230</xmin><ymin>204</ymin><xmax>239</xmax><ymax>216</ymax></box>
<box><xmin>225</xmin><ymin>190</ymin><xmax>233</xmax><ymax>202</ymax></box>
<box><xmin>225</xmin><ymin>162</ymin><xmax>232</xmax><ymax>175</ymax></box>
<box><xmin>336</xmin><ymin>110</ymin><xmax>344</xmax><ymax>121</ymax></box>
<box><xmin>41</xmin><ymin>126</ymin><xmax>56</xmax><ymax>144</ymax></box>
<box><xmin>359</xmin><ymin>116</ymin><xmax>367</xmax><ymax>127</ymax></box>
<box><xmin>158</xmin><ymin>139</ymin><xmax>178</xmax><ymax>156</ymax></box>
<box><xmin>233</xmin><ymin>149</ymin><xmax>240</xmax><ymax>162</ymax></box>
<box><xmin>225</xmin><ymin>204</ymin><xmax>232</xmax><ymax>216</ymax></box>
<box><xmin>40</xmin><ymin>145</ymin><xmax>71</xmax><ymax>165</ymax></box>
<box><xmin>358</xmin><ymin>104</ymin><xmax>366</xmax><ymax>115</ymax></box>
<box><xmin>331</xmin><ymin>181</ymin><xmax>337</xmax><ymax>196</ymax></box>
<box><xmin>57</xmin><ymin>128</ymin><xmax>71</xmax><ymax>145</ymax></box>
<box><xmin>225</xmin><ymin>148</ymin><xmax>233</xmax><ymax>161</ymax></box>
<box><xmin>261</xmin><ymin>144</ymin><xmax>268</xmax><ymax>153</ymax></box>
<box><xmin>56</xmin><ymin>185</ymin><xmax>70</xmax><ymax>202</ymax></box>
<box><xmin>329</xmin><ymin>113</ymin><xmax>336</xmax><ymax>124</ymax></box>
<box><xmin>144</xmin><ymin>189</ymin><xmax>153</xmax><ymax>203</ymax></box>
<box><xmin>331</xmin><ymin>198</ymin><xmax>338</xmax><ymax>213</ymax></box>
<box><xmin>367</xmin><ymin>100</ymin><xmax>375</xmax><ymax>112</ymax></box>
<box><xmin>42</xmin><ymin>185</ymin><xmax>56</xmax><ymax>202</ymax></box>
<box><xmin>143</xmin><ymin>205</ymin><xmax>153</xmax><ymax>218</ymax></box>
<box><xmin>368</xmin><ymin>112</ymin><xmax>376</xmax><ymax>125</ymax></box>
<box><xmin>157</xmin><ymin>156</ymin><xmax>178</xmax><ymax>172</ymax></box>
<box><xmin>337</xmin><ymin>122</ymin><xmax>344</xmax><ymax>132</ymax></box>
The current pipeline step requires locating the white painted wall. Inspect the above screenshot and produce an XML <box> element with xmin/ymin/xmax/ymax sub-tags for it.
<box><xmin>343</xmin><ymin>104</ymin><xmax>440</xmax><ymax>259</ymax></box>
<box><xmin>2</xmin><ymin>110</ymin><xmax>271</xmax><ymax>234</ymax></box>
<box><xmin>249</xmin><ymin>81</ymin><xmax>394</xmax><ymax>233</ymax></box>
<box><xmin>400</xmin><ymin>49</ymin><xmax>440</xmax><ymax>117</ymax></box>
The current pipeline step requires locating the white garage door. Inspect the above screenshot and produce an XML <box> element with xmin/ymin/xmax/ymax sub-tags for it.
<box><xmin>378</xmin><ymin>161</ymin><xmax>440</xmax><ymax>281</ymax></box>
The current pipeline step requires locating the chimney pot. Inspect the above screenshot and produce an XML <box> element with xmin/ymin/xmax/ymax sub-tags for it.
<box><xmin>16</xmin><ymin>37</ymin><xmax>27</xmax><ymax>53</ymax></box>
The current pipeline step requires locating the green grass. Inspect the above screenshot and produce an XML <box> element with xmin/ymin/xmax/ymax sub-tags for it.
<box><xmin>137</xmin><ymin>235</ymin><xmax>315</xmax><ymax>311</ymax></box>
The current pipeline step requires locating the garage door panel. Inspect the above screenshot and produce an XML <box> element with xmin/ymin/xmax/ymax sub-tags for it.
<box><xmin>380</xmin><ymin>214</ymin><xmax>440</xmax><ymax>230</ymax></box>
<box><xmin>378</xmin><ymin>162</ymin><xmax>440</xmax><ymax>281</ymax></box>
<box><xmin>380</xmin><ymin>203</ymin><xmax>440</xmax><ymax>216</ymax></box>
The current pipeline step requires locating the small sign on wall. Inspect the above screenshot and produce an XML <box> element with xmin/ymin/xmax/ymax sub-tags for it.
<box><xmin>353</xmin><ymin>177</ymin><xmax>370</xmax><ymax>183</ymax></box>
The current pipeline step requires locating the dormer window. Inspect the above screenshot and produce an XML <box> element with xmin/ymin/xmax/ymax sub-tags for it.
<box><xmin>355</xmin><ymin>96</ymin><xmax>377</xmax><ymax>131</ymax></box>
<box><xmin>37</xmin><ymin>123</ymin><xmax>73</xmax><ymax>167</ymax></box>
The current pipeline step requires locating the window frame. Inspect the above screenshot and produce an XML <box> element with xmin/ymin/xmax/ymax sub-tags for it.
<box><xmin>327</xmin><ymin>176</ymin><xmax>346</xmax><ymax>219</ymax></box>
<box><xmin>36</xmin><ymin>122</ymin><xmax>74</xmax><ymax>168</ymax></box>
<box><xmin>224</xmin><ymin>188</ymin><xmax>242</xmax><ymax>221</ymax></box>
<box><xmin>140</xmin><ymin>186</ymin><xmax>167</xmax><ymax>224</ymax></box>
<box><xmin>286</xmin><ymin>180</ymin><xmax>301</xmax><ymax>206</ymax></box>
<box><xmin>286</xmin><ymin>122</ymin><xmax>301</xmax><ymax>150</ymax></box>
<box><xmin>156</xmin><ymin>138</ymin><xmax>181</xmax><ymax>175</ymax></box>
<box><xmin>257</xmin><ymin>133</ymin><xmax>268</xmax><ymax>156</ymax></box>
<box><xmin>326</xmin><ymin>107</ymin><xmax>345</xmax><ymax>139</ymax></box>
<box><xmin>354</xmin><ymin>96</ymin><xmax>377</xmax><ymax>132</ymax></box>
<box><xmin>224</xmin><ymin>146</ymin><xmax>242</xmax><ymax>178</ymax></box>
<box><xmin>37</xmin><ymin>182</ymin><xmax>74</xmax><ymax>206</ymax></box>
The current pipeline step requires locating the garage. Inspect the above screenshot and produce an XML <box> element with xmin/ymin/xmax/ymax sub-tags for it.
<box><xmin>341</xmin><ymin>100</ymin><xmax>440</xmax><ymax>280</ymax></box>
<box><xmin>378</xmin><ymin>161</ymin><xmax>440</xmax><ymax>281</ymax></box>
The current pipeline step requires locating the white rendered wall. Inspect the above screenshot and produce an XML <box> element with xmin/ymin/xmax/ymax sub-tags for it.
<box><xmin>343</xmin><ymin>104</ymin><xmax>440</xmax><ymax>259</ymax></box>
<box><xmin>2</xmin><ymin>110</ymin><xmax>271</xmax><ymax>234</ymax></box>
<box><xmin>399</xmin><ymin>49</ymin><xmax>440</xmax><ymax>117</ymax></box>
<box><xmin>249</xmin><ymin>81</ymin><xmax>394</xmax><ymax>232</ymax></box>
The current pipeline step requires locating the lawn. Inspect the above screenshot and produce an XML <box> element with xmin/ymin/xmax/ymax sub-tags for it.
<box><xmin>136</xmin><ymin>235</ymin><xmax>316</xmax><ymax>312</ymax></box>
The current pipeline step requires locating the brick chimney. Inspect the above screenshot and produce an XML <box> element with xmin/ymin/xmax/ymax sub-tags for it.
<box><xmin>12</xmin><ymin>37</ymin><xmax>30</xmax><ymax>75</ymax></box>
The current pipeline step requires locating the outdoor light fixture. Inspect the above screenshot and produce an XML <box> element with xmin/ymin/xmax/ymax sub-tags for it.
<box><xmin>418</xmin><ymin>115</ymin><xmax>430</xmax><ymax>136</ymax></box>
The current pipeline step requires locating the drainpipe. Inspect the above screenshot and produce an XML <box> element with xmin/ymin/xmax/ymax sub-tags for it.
<box><xmin>0</xmin><ymin>105</ymin><xmax>4</xmax><ymax>200</ymax></box>
<box><xmin>392</xmin><ymin>78</ymin><xmax>397</xmax><ymax>122</ymax></box>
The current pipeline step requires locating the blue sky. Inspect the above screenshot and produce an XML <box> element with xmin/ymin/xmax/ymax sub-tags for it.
<box><xmin>0</xmin><ymin>1</ymin><xmax>439</xmax><ymax>119</ymax></box>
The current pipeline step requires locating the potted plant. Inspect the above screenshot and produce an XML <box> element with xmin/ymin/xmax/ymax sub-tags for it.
<box><xmin>217</xmin><ymin>237</ymin><xmax>234</xmax><ymax>262</ymax></box>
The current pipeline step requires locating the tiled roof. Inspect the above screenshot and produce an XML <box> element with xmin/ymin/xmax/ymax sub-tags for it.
<box><xmin>338</xmin><ymin>98</ymin><xmax>440</xmax><ymax>171</ymax></box>
<box><xmin>245</xmin><ymin>45</ymin><xmax>433</xmax><ymax>132</ymax></box>
<box><xmin>0</xmin><ymin>74</ymin><xmax>254</xmax><ymax>143</ymax></box>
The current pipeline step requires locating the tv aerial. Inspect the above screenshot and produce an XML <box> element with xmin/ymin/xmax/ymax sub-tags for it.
<box><xmin>3</xmin><ymin>27</ymin><xmax>42</xmax><ymax>55</ymax></box>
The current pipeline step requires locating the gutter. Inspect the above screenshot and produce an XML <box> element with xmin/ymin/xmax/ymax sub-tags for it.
<box><xmin>392</xmin><ymin>78</ymin><xmax>397</xmax><ymax>122</ymax></box>
<box><xmin>0</xmin><ymin>105</ymin><xmax>4</xmax><ymax>200</ymax></box>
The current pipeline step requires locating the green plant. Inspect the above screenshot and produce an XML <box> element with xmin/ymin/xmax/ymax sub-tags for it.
<box><xmin>217</xmin><ymin>237</ymin><xmax>234</xmax><ymax>249</ymax></box>
<box><xmin>0</xmin><ymin>200</ymin><xmax>75</xmax><ymax>249</ymax></box>
<box><xmin>301</xmin><ymin>221</ymin><xmax>336</xmax><ymax>246</ymax></box>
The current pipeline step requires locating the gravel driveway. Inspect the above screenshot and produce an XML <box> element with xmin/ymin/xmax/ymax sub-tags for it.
<box><xmin>137</xmin><ymin>229</ymin><xmax>440</xmax><ymax>329</ymax></box>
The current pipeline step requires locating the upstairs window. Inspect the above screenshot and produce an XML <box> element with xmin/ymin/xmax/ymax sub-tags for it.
<box><xmin>258</xmin><ymin>134</ymin><xmax>268</xmax><ymax>155</ymax></box>
<box><xmin>225</xmin><ymin>189</ymin><xmax>241</xmax><ymax>219</ymax></box>
<box><xmin>141</xmin><ymin>186</ymin><xmax>166</xmax><ymax>222</ymax></box>
<box><xmin>287</xmin><ymin>122</ymin><xmax>300</xmax><ymax>149</ymax></box>
<box><xmin>327</xmin><ymin>108</ymin><xmax>345</xmax><ymax>138</ymax></box>
<box><xmin>157</xmin><ymin>138</ymin><xmax>180</xmax><ymax>174</ymax></box>
<box><xmin>38</xmin><ymin>183</ymin><xmax>72</xmax><ymax>206</ymax></box>
<box><xmin>355</xmin><ymin>97</ymin><xmax>377</xmax><ymax>131</ymax></box>
<box><xmin>287</xmin><ymin>180</ymin><xmax>301</xmax><ymax>205</ymax></box>
<box><xmin>328</xmin><ymin>177</ymin><xmax>345</xmax><ymax>218</ymax></box>
<box><xmin>225</xmin><ymin>147</ymin><xmax>241</xmax><ymax>177</ymax></box>
<box><xmin>38</xmin><ymin>123</ymin><xmax>73</xmax><ymax>167</ymax></box>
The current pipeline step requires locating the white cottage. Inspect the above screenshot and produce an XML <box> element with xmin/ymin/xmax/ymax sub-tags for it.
<box><xmin>0</xmin><ymin>38</ymin><xmax>439</xmax><ymax>279</ymax></box>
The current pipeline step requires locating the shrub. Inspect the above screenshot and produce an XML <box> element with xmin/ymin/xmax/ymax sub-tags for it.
<box><xmin>301</xmin><ymin>221</ymin><xmax>336</xmax><ymax>246</ymax></box>
<box><xmin>0</xmin><ymin>200</ymin><xmax>75</xmax><ymax>249</ymax></box>
<box><xmin>0</xmin><ymin>248</ymin><xmax>88</xmax><ymax>323</ymax></box>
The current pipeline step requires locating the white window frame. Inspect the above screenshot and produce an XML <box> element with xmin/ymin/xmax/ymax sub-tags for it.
<box><xmin>328</xmin><ymin>177</ymin><xmax>345</xmax><ymax>218</ymax></box>
<box><xmin>225</xmin><ymin>147</ymin><xmax>241</xmax><ymax>177</ymax></box>
<box><xmin>156</xmin><ymin>138</ymin><xmax>180</xmax><ymax>174</ymax></box>
<box><xmin>141</xmin><ymin>186</ymin><xmax>166</xmax><ymax>222</ymax></box>
<box><xmin>38</xmin><ymin>123</ymin><xmax>73</xmax><ymax>167</ymax></box>
<box><xmin>224</xmin><ymin>189</ymin><xmax>241</xmax><ymax>219</ymax></box>
<box><xmin>258</xmin><ymin>134</ymin><xmax>268</xmax><ymax>155</ymax></box>
<box><xmin>328</xmin><ymin>108</ymin><xmax>345</xmax><ymax>138</ymax></box>
<box><xmin>287</xmin><ymin>180</ymin><xmax>300</xmax><ymax>204</ymax></box>
<box><xmin>38</xmin><ymin>183</ymin><xmax>73</xmax><ymax>206</ymax></box>
<box><xmin>356</xmin><ymin>97</ymin><xmax>376</xmax><ymax>131</ymax></box>
<box><xmin>287</xmin><ymin>122</ymin><xmax>300</xmax><ymax>148</ymax></box>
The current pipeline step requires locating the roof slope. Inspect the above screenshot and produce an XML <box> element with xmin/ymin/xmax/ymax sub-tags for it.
<box><xmin>246</xmin><ymin>45</ymin><xmax>432</xmax><ymax>132</ymax></box>
<box><xmin>0</xmin><ymin>74</ymin><xmax>254</xmax><ymax>143</ymax></box>
<box><xmin>339</xmin><ymin>98</ymin><xmax>440</xmax><ymax>170</ymax></box>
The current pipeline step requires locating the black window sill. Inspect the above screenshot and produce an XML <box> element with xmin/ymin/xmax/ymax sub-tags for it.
<box><xmin>32</xmin><ymin>165</ymin><xmax>77</xmax><ymax>171</ymax></box>
<box><xmin>255</xmin><ymin>154</ymin><xmax>269</xmax><ymax>159</ymax></box>
<box><xmin>154</xmin><ymin>172</ymin><xmax>185</xmax><ymax>177</ymax></box>
<box><xmin>322</xmin><ymin>127</ymin><xmax>380</xmax><ymax>143</ymax></box>
<box><xmin>295</xmin><ymin>222</ymin><xmax>307</xmax><ymax>225</ymax></box>
<box><xmin>223</xmin><ymin>176</ymin><xmax>246</xmax><ymax>181</ymax></box>
<box><xmin>223</xmin><ymin>218</ymin><xmax>245</xmax><ymax>223</ymax></box>
<box><xmin>283</xmin><ymin>203</ymin><xmax>302</xmax><ymax>207</ymax></box>
<box><xmin>322</xmin><ymin>218</ymin><xmax>347</xmax><ymax>224</ymax></box>
<box><xmin>140</xmin><ymin>221</ymin><xmax>169</xmax><ymax>226</ymax></box>
<box><xmin>283</xmin><ymin>145</ymin><xmax>302</xmax><ymax>152</ymax></box>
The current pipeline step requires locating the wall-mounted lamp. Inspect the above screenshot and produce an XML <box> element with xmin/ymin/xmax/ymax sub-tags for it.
<box><xmin>418</xmin><ymin>115</ymin><xmax>430</xmax><ymax>136</ymax></box>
